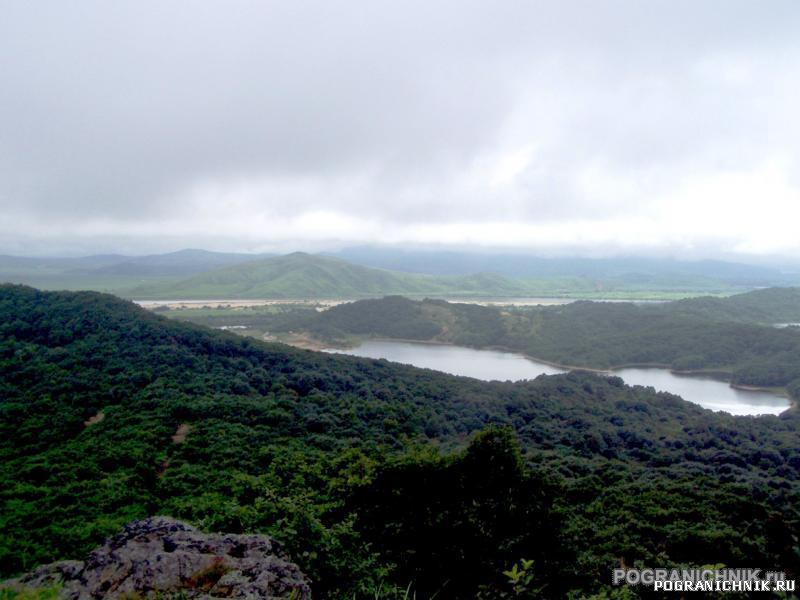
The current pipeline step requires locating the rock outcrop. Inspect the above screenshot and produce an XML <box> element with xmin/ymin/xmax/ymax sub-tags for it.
<box><xmin>2</xmin><ymin>516</ymin><xmax>311</xmax><ymax>599</ymax></box>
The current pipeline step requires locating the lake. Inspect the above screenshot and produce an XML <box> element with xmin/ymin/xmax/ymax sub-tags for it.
<box><xmin>331</xmin><ymin>339</ymin><xmax>790</xmax><ymax>416</ymax></box>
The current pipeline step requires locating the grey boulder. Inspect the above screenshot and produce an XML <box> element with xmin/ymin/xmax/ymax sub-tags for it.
<box><xmin>2</xmin><ymin>516</ymin><xmax>311</xmax><ymax>599</ymax></box>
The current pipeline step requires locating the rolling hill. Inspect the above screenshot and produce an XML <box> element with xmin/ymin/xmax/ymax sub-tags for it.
<box><xmin>127</xmin><ymin>252</ymin><xmax>534</xmax><ymax>299</ymax></box>
<box><xmin>330</xmin><ymin>246</ymin><xmax>798</xmax><ymax>285</ymax></box>
<box><xmin>0</xmin><ymin>249</ymin><xmax>275</xmax><ymax>293</ymax></box>
<box><xmin>5</xmin><ymin>248</ymin><xmax>800</xmax><ymax>300</ymax></box>
<box><xmin>174</xmin><ymin>289</ymin><xmax>800</xmax><ymax>395</ymax></box>
<box><xmin>89</xmin><ymin>248</ymin><xmax>275</xmax><ymax>276</ymax></box>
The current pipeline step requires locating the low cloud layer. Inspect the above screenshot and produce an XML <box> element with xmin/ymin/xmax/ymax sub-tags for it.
<box><xmin>2</xmin><ymin>1</ymin><xmax>799</xmax><ymax>259</ymax></box>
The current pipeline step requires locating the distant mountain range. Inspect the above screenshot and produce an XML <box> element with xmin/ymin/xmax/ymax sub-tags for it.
<box><xmin>128</xmin><ymin>253</ymin><xmax>534</xmax><ymax>299</ymax></box>
<box><xmin>0</xmin><ymin>249</ymin><xmax>275</xmax><ymax>293</ymax></box>
<box><xmin>1</xmin><ymin>247</ymin><xmax>798</xmax><ymax>299</ymax></box>
<box><xmin>88</xmin><ymin>248</ymin><xmax>276</xmax><ymax>276</ymax></box>
<box><xmin>0</xmin><ymin>249</ymin><xmax>274</xmax><ymax>278</ymax></box>
<box><xmin>327</xmin><ymin>246</ymin><xmax>796</xmax><ymax>285</ymax></box>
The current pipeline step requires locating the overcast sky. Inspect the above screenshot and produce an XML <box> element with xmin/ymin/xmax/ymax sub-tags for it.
<box><xmin>1</xmin><ymin>1</ymin><xmax>799</xmax><ymax>259</ymax></box>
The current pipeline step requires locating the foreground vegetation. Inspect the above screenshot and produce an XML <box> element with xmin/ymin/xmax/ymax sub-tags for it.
<box><xmin>1</xmin><ymin>285</ymin><xmax>799</xmax><ymax>598</ymax></box>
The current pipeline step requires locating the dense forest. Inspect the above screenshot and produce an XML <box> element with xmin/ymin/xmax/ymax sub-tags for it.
<box><xmin>172</xmin><ymin>289</ymin><xmax>800</xmax><ymax>396</ymax></box>
<box><xmin>1</xmin><ymin>285</ymin><xmax>799</xmax><ymax>598</ymax></box>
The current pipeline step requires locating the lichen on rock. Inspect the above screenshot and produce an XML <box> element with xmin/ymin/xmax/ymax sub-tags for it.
<box><xmin>1</xmin><ymin>516</ymin><xmax>311</xmax><ymax>599</ymax></box>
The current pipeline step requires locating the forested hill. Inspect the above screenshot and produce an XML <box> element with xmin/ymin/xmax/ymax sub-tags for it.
<box><xmin>241</xmin><ymin>289</ymin><xmax>800</xmax><ymax>394</ymax></box>
<box><xmin>1</xmin><ymin>284</ymin><xmax>799</xmax><ymax>598</ymax></box>
<box><xmin>671</xmin><ymin>286</ymin><xmax>800</xmax><ymax>323</ymax></box>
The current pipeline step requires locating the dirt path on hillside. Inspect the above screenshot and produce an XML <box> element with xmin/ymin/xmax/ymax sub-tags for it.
<box><xmin>84</xmin><ymin>410</ymin><xmax>105</xmax><ymax>427</ymax></box>
<box><xmin>171</xmin><ymin>423</ymin><xmax>191</xmax><ymax>444</ymax></box>
<box><xmin>159</xmin><ymin>424</ymin><xmax>192</xmax><ymax>479</ymax></box>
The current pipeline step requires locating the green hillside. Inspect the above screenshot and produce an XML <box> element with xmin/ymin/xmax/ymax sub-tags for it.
<box><xmin>127</xmin><ymin>252</ymin><xmax>533</xmax><ymax>299</ymax></box>
<box><xmin>3</xmin><ymin>250</ymin><xmax>778</xmax><ymax>300</ymax></box>
<box><xmin>331</xmin><ymin>247</ymin><xmax>799</xmax><ymax>285</ymax></box>
<box><xmin>173</xmin><ymin>289</ymin><xmax>800</xmax><ymax>394</ymax></box>
<box><xmin>1</xmin><ymin>284</ymin><xmax>799</xmax><ymax>598</ymax></box>
<box><xmin>670</xmin><ymin>286</ymin><xmax>800</xmax><ymax>323</ymax></box>
<box><xmin>0</xmin><ymin>249</ymin><xmax>274</xmax><ymax>293</ymax></box>
<box><xmin>90</xmin><ymin>248</ymin><xmax>274</xmax><ymax>276</ymax></box>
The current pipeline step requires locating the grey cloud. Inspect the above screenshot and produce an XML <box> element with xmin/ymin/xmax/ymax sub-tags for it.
<box><xmin>1</xmin><ymin>1</ymin><xmax>799</xmax><ymax>255</ymax></box>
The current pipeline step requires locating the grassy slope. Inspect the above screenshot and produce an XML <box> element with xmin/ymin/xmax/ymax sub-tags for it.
<box><xmin>126</xmin><ymin>253</ymin><xmax>535</xmax><ymax>299</ymax></box>
<box><xmin>0</xmin><ymin>250</ymin><xmax>275</xmax><ymax>294</ymax></box>
<box><xmin>128</xmin><ymin>253</ymin><xmax>755</xmax><ymax>301</ymax></box>
<box><xmin>2</xmin><ymin>251</ymin><xmax>760</xmax><ymax>300</ymax></box>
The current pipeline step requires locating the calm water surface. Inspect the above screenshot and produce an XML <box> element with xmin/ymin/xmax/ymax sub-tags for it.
<box><xmin>331</xmin><ymin>340</ymin><xmax>790</xmax><ymax>416</ymax></box>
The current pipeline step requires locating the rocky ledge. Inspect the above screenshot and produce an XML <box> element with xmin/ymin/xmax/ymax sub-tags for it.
<box><xmin>1</xmin><ymin>516</ymin><xmax>311</xmax><ymax>599</ymax></box>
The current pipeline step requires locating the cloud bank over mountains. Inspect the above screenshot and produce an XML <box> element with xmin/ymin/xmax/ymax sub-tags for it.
<box><xmin>1</xmin><ymin>1</ymin><xmax>799</xmax><ymax>258</ymax></box>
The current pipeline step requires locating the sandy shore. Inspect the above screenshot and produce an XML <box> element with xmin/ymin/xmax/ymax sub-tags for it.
<box><xmin>135</xmin><ymin>299</ymin><xmax>347</xmax><ymax>310</ymax></box>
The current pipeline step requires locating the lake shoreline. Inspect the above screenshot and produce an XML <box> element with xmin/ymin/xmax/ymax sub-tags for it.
<box><xmin>292</xmin><ymin>333</ymin><xmax>795</xmax><ymax>406</ymax></box>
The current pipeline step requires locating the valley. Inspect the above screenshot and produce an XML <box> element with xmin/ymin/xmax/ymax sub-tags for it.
<box><xmin>5</xmin><ymin>257</ymin><xmax>800</xmax><ymax>598</ymax></box>
<box><xmin>5</xmin><ymin>5</ymin><xmax>799</xmax><ymax>597</ymax></box>
<box><xmin>328</xmin><ymin>339</ymin><xmax>791</xmax><ymax>415</ymax></box>
<box><xmin>162</xmin><ymin>289</ymin><xmax>800</xmax><ymax>403</ymax></box>
<box><xmin>4</xmin><ymin>249</ymin><xmax>796</xmax><ymax>301</ymax></box>
<box><xmin>1</xmin><ymin>284</ymin><xmax>799</xmax><ymax>599</ymax></box>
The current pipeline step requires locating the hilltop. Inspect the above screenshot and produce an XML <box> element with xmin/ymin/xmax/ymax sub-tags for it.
<box><xmin>0</xmin><ymin>249</ymin><xmax>274</xmax><ymax>293</ymax></box>
<box><xmin>4</xmin><ymin>248</ymin><xmax>798</xmax><ymax>300</ymax></box>
<box><xmin>1</xmin><ymin>284</ymin><xmax>798</xmax><ymax>598</ymax></box>
<box><xmin>89</xmin><ymin>248</ymin><xmax>274</xmax><ymax>277</ymax></box>
<box><xmin>127</xmin><ymin>252</ymin><xmax>532</xmax><ymax>299</ymax></box>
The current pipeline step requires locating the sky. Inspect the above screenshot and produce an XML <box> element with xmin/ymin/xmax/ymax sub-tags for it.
<box><xmin>1</xmin><ymin>1</ymin><xmax>800</xmax><ymax>260</ymax></box>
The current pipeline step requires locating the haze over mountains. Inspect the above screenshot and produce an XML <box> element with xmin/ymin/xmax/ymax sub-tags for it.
<box><xmin>328</xmin><ymin>247</ymin><xmax>798</xmax><ymax>283</ymax></box>
<box><xmin>0</xmin><ymin>249</ymin><xmax>274</xmax><ymax>278</ymax></box>
<box><xmin>129</xmin><ymin>253</ymin><xmax>551</xmax><ymax>300</ymax></box>
<box><xmin>2</xmin><ymin>248</ymin><xmax>799</xmax><ymax>300</ymax></box>
<box><xmin>4</xmin><ymin>2</ymin><xmax>800</xmax><ymax>598</ymax></box>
